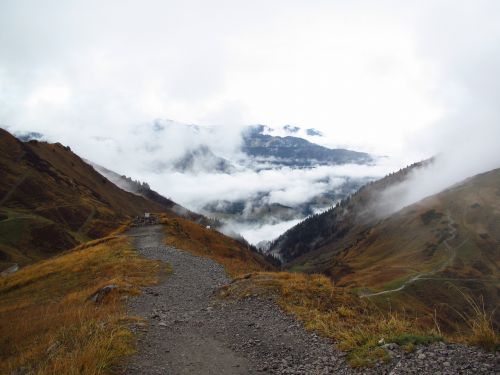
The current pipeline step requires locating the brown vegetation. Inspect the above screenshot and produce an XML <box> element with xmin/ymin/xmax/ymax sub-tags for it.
<box><xmin>0</xmin><ymin>236</ymin><xmax>167</xmax><ymax>374</ymax></box>
<box><xmin>161</xmin><ymin>216</ymin><xmax>274</xmax><ymax>277</ymax></box>
<box><xmin>282</xmin><ymin>168</ymin><xmax>500</xmax><ymax>338</ymax></box>
<box><xmin>0</xmin><ymin>128</ymin><xmax>181</xmax><ymax>270</ymax></box>
<box><xmin>220</xmin><ymin>271</ymin><xmax>499</xmax><ymax>367</ymax></box>
<box><xmin>220</xmin><ymin>272</ymin><xmax>441</xmax><ymax>367</ymax></box>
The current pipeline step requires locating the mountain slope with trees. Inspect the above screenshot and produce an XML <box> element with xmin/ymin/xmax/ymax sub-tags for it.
<box><xmin>270</xmin><ymin>163</ymin><xmax>500</xmax><ymax>332</ymax></box>
<box><xmin>270</xmin><ymin>160</ymin><xmax>429</xmax><ymax>262</ymax></box>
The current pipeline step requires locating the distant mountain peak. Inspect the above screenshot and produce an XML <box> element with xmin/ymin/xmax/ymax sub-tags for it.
<box><xmin>283</xmin><ymin>124</ymin><xmax>300</xmax><ymax>133</ymax></box>
<box><xmin>306</xmin><ymin>128</ymin><xmax>323</xmax><ymax>137</ymax></box>
<box><xmin>242</xmin><ymin>125</ymin><xmax>372</xmax><ymax>167</ymax></box>
<box><xmin>172</xmin><ymin>145</ymin><xmax>235</xmax><ymax>174</ymax></box>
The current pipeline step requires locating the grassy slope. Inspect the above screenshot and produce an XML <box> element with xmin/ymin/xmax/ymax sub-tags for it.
<box><xmin>222</xmin><ymin>270</ymin><xmax>498</xmax><ymax>367</ymax></box>
<box><xmin>160</xmin><ymin>215</ymin><xmax>438</xmax><ymax>366</ymax></box>
<box><xmin>287</xmin><ymin>168</ymin><xmax>500</xmax><ymax>333</ymax></box>
<box><xmin>160</xmin><ymin>215</ymin><xmax>471</xmax><ymax>367</ymax></box>
<box><xmin>331</xmin><ymin>170</ymin><xmax>499</xmax><ymax>288</ymax></box>
<box><xmin>0</xmin><ymin>235</ymin><xmax>168</xmax><ymax>374</ymax></box>
<box><xmin>271</xmin><ymin>161</ymin><xmax>429</xmax><ymax>263</ymax></box>
<box><xmin>161</xmin><ymin>216</ymin><xmax>274</xmax><ymax>276</ymax></box>
<box><xmin>221</xmin><ymin>272</ymin><xmax>442</xmax><ymax>367</ymax></box>
<box><xmin>0</xmin><ymin>128</ymin><xmax>171</xmax><ymax>270</ymax></box>
<box><xmin>0</xmin><ymin>209</ymin><xmax>275</xmax><ymax>373</ymax></box>
<box><xmin>0</xmin><ymin>216</ymin><xmax>493</xmax><ymax>372</ymax></box>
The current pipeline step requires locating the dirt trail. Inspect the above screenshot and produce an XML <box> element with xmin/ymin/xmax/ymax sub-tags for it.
<box><xmin>124</xmin><ymin>225</ymin><xmax>252</xmax><ymax>374</ymax></box>
<box><xmin>123</xmin><ymin>225</ymin><xmax>353</xmax><ymax>375</ymax></box>
<box><xmin>361</xmin><ymin>212</ymin><xmax>468</xmax><ymax>298</ymax></box>
<box><xmin>123</xmin><ymin>225</ymin><xmax>498</xmax><ymax>375</ymax></box>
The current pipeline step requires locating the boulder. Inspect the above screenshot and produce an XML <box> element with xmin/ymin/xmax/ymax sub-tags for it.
<box><xmin>88</xmin><ymin>284</ymin><xmax>118</xmax><ymax>303</ymax></box>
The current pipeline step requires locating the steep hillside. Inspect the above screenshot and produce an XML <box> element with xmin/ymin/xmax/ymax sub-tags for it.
<box><xmin>270</xmin><ymin>160</ymin><xmax>429</xmax><ymax>262</ymax></box>
<box><xmin>0</xmin><ymin>128</ymin><xmax>176</xmax><ymax>270</ymax></box>
<box><xmin>273</xmin><ymin>165</ymin><xmax>500</xmax><ymax>330</ymax></box>
<box><xmin>0</xmin><ymin>235</ymin><xmax>165</xmax><ymax>374</ymax></box>
<box><xmin>160</xmin><ymin>215</ymin><xmax>276</xmax><ymax>276</ymax></box>
<box><xmin>90</xmin><ymin>162</ymin><xmax>219</xmax><ymax>227</ymax></box>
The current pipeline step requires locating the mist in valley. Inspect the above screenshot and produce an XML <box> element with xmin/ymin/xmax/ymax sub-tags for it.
<box><xmin>2</xmin><ymin>1</ymin><xmax>500</xmax><ymax>244</ymax></box>
<box><xmin>372</xmin><ymin>3</ymin><xmax>500</xmax><ymax>217</ymax></box>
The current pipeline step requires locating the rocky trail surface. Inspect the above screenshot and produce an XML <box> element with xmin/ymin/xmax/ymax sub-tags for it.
<box><xmin>123</xmin><ymin>225</ymin><xmax>498</xmax><ymax>375</ymax></box>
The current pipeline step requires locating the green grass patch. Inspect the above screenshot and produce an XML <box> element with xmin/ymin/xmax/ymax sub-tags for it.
<box><xmin>288</xmin><ymin>263</ymin><xmax>311</xmax><ymax>273</ymax></box>
<box><xmin>388</xmin><ymin>333</ymin><xmax>442</xmax><ymax>346</ymax></box>
<box><xmin>0</xmin><ymin>218</ymin><xmax>27</xmax><ymax>246</ymax></box>
<box><xmin>348</xmin><ymin>344</ymin><xmax>390</xmax><ymax>367</ymax></box>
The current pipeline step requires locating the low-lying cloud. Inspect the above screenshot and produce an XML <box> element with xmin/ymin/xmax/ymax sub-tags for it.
<box><xmin>376</xmin><ymin>122</ymin><xmax>500</xmax><ymax>217</ymax></box>
<box><xmin>4</xmin><ymin>116</ymin><xmax>397</xmax><ymax>244</ymax></box>
<box><xmin>372</xmin><ymin>2</ymin><xmax>500</xmax><ymax>215</ymax></box>
<box><xmin>2</xmin><ymin>1</ymin><xmax>500</xmax><ymax>244</ymax></box>
<box><xmin>221</xmin><ymin>219</ymin><xmax>303</xmax><ymax>246</ymax></box>
<box><xmin>138</xmin><ymin>162</ymin><xmax>393</xmax><ymax>212</ymax></box>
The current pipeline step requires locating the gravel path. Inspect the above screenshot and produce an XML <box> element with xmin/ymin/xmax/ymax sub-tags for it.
<box><xmin>123</xmin><ymin>225</ymin><xmax>498</xmax><ymax>375</ymax></box>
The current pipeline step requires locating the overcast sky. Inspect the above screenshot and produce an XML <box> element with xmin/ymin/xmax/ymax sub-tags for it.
<box><xmin>1</xmin><ymin>0</ymin><xmax>499</xmax><ymax>161</ymax></box>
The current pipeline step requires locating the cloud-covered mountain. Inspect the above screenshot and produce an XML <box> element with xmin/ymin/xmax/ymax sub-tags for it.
<box><xmin>153</xmin><ymin>122</ymin><xmax>373</xmax><ymax>173</ymax></box>
<box><xmin>135</xmin><ymin>122</ymin><xmax>381</xmax><ymax>244</ymax></box>
<box><xmin>0</xmin><ymin>128</ymin><xmax>195</xmax><ymax>269</ymax></box>
<box><xmin>89</xmin><ymin>161</ymin><xmax>218</xmax><ymax>226</ymax></box>
<box><xmin>172</xmin><ymin>145</ymin><xmax>235</xmax><ymax>174</ymax></box>
<box><xmin>242</xmin><ymin>125</ymin><xmax>373</xmax><ymax>168</ymax></box>
<box><xmin>270</xmin><ymin>164</ymin><xmax>500</xmax><ymax>331</ymax></box>
<box><xmin>8</xmin><ymin>120</ymin><xmax>393</xmax><ymax>245</ymax></box>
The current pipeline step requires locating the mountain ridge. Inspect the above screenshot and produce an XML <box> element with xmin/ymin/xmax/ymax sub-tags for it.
<box><xmin>242</xmin><ymin>125</ymin><xmax>373</xmax><ymax>168</ymax></box>
<box><xmin>0</xmin><ymin>128</ymin><xmax>210</xmax><ymax>270</ymax></box>
<box><xmin>269</xmin><ymin>160</ymin><xmax>430</xmax><ymax>262</ymax></box>
<box><xmin>270</xmin><ymin>161</ymin><xmax>500</xmax><ymax>330</ymax></box>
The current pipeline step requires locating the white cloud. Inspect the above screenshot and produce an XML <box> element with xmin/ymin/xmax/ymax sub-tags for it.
<box><xmin>371</xmin><ymin>1</ymin><xmax>500</xmax><ymax>215</ymax></box>
<box><xmin>267</xmin><ymin>183</ymin><xmax>328</xmax><ymax>207</ymax></box>
<box><xmin>0</xmin><ymin>0</ymin><xmax>446</xmax><ymax>159</ymax></box>
<box><xmin>2</xmin><ymin>0</ymin><xmax>500</xmax><ymax>243</ymax></box>
<box><xmin>222</xmin><ymin>219</ymin><xmax>303</xmax><ymax>245</ymax></box>
<box><xmin>137</xmin><ymin>163</ymin><xmax>392</xmax><ymax>213</ymax></box>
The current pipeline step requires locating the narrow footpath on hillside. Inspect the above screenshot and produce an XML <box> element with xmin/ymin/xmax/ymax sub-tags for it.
<box><xmin>361</xmin><ymin>212</ymin><xmax>471</xmax><ymax>298</ymax></box>
<box><xmin>123</xmin><ymin>225</ymin><xmax>498</xmax><ymax>375</ymax></box>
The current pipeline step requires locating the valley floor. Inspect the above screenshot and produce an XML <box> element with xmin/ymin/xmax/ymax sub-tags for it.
<box><xmin>123</xmin><ymin>225</ymin><xmax>498</xmax><ymax>375</ymax></box>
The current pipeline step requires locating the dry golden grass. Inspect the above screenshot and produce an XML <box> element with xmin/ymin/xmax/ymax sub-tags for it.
<box><xmin>219</xmin><ymin>272</ymin><xmax>441</xmax><ymax>367</ymax></box>
<box><xmin>222</xmin><ymin>272</ymin><xmax>499</xmax><ymax>366</ymax></box>
<box><xmin>447</xmin><ymin>290</ymin><xmax>499</xmax><ymax>351</ymax></box>
<box><xmin>0</xmin><ymin>236</ymin><xmax>167</xmax><ymax>375</ymax></box>
<box><xmin>109</xmin><ymin>220</ymin><xmax>133</xmax><ymax>236</ymax></box>
<box><xmin>161</xmin><ymin>217</ymin><xmax>273</xmax><ymax>277</ymax></box>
